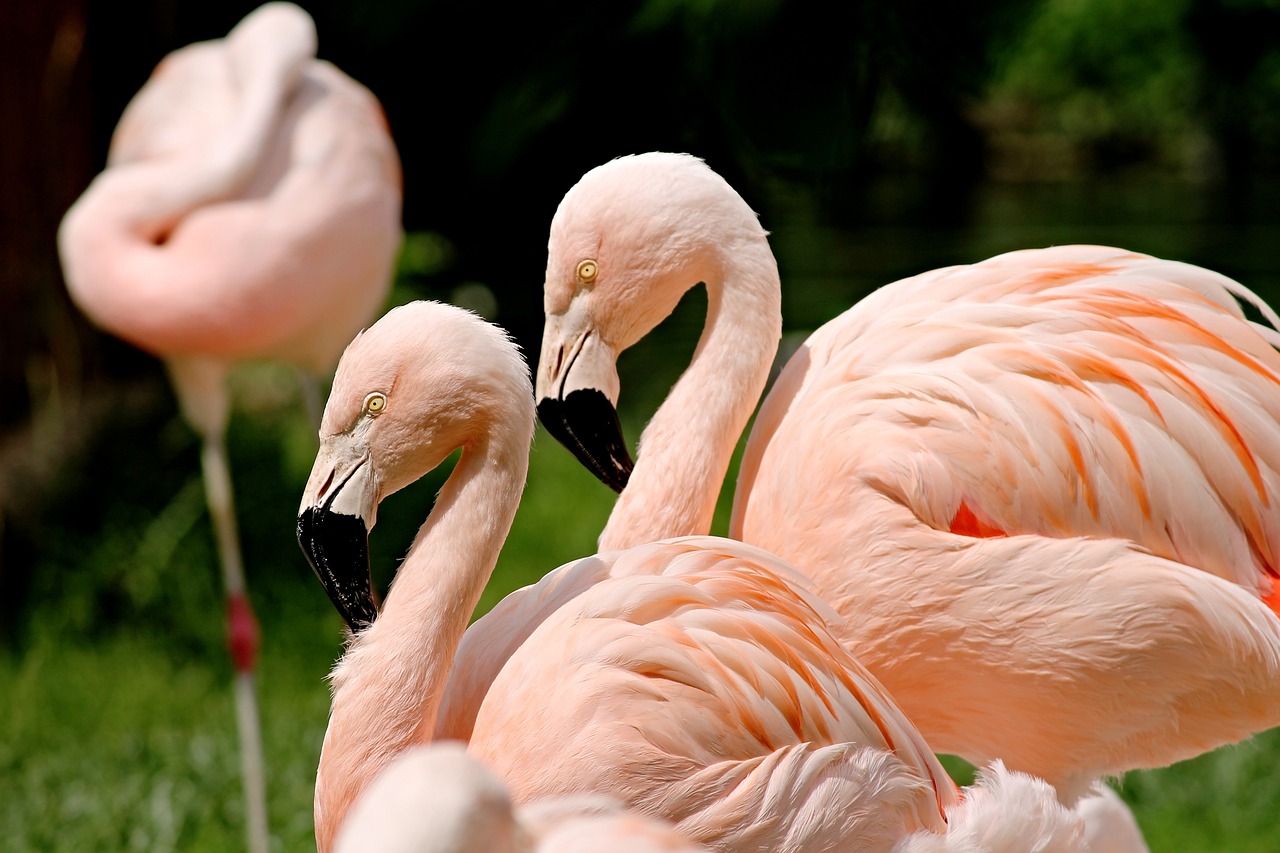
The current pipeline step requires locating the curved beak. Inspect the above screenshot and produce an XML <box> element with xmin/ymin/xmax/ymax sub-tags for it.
<box><xmin>297</xmin><ymin>436</ymin><xmax>380</xmax><ymax>632</ymax></box>
<box><xmin>535</xmin><ymin>311</ymin><xmax>634</xmax><ymax>493</ymax></box>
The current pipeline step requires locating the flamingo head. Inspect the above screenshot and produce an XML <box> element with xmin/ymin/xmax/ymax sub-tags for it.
<box><xmin>296</xmin><ymin>300</ymin><xmax>532</xmax><ymax>632</ymax></box>
<box><xmin>535</xmin><ymin>152</ymin><xmax>764</xmax><ymax>492</ymax></box>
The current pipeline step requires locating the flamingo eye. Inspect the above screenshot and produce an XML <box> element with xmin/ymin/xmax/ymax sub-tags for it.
<box><xmin>576</xmin><ymin>259</ymin><xmax>599</xmax><ymax>283</ymax></box>
<box><xmin>363</xmin><ymin>392</ymin><xmax>387</xmax><ymax>416</ymax></box>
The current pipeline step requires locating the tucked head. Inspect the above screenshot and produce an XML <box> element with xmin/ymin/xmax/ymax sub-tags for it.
<box><xmin>297</xmin><ymin>301</ymin><xmax>533</xmax><ymax>631</ymax></box>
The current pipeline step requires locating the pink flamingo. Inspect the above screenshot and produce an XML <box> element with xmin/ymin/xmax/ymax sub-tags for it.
<box><xmin>533</xmin><ymin>152</ymin><xmax>1280</xmax><ymax>802</ymax></box>
<box><xmin>56</xmin><ymin>4</ymin><xmax>402</xmax><ymax>850</ymax></box>
<box><xmin>334</xmin><ymin>742</ymin><xmax>712</xmax><ymax>853</ymax></box>
<box><xmin>299</xmin><ymin>301</ymin><xmax>1123</xmax><ymax>852</ymax></box>
<box><xmin>297</xmin><ymin>300</ymin><xmax>958</xmax><ymax>851</ymax></box>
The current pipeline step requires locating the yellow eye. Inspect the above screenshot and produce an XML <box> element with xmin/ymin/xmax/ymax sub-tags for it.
<box><xmin>363</xmin><ymin>392</ymin><xmax>387</xmax><ymax>416</ymax></box>
<box><xmin>576</xmin><ymin>259</ymin><xmax>599</xmax><ymax>283</ymax></box>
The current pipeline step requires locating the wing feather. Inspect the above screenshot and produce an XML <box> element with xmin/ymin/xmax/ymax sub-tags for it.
<box><xmin>466</xmin><ymin>537</ymin><xmax>958</xmax><ymax>849</ymax></box>
<box><xmin>736</xmin><ymin>247</ymin><xmax>1280</xmax><ymax>590</ymax></box>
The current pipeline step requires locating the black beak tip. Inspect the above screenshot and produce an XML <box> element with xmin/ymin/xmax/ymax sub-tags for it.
<box><xmin>537</xmin><ymin>389</ymin><xmax>634</xmax><ymax>493</ymax></box>
<box><xmin>297</xmin><ymin>505</ymin><xmax>379</xmax><ymax>633</ymax></box>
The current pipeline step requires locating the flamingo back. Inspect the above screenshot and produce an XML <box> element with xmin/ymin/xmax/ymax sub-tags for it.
<box><xmin>734</xmin><ymin>245</ymin><xmax>1280</xmax><ymax>601</ymax></box>
<box><xmin>464</xmin><ymin>536</ymin><xmax>958</xmax><ymax>851</ymax></box>
<box><xmin>58</xmin><ymin>3</ymin><xmax>402</xmax><ymax>373</ymax></box>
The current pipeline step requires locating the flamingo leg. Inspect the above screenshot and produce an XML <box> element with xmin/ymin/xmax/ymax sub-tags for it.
<box><xmin>170</xmin><ymin>357</ymin><xmax>269</xmax><ymax>853</ymax></box>
<box><xmin>200</xmin><ymin>433</ymin><xmax>269</xmax><ymax>853</ymax></box>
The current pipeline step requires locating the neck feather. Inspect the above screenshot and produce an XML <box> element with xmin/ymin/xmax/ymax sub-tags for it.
<box><xmin>316</xmin><ymin>433</ymin><xmax>527</xmax><ymax>851</ymax></box>
<box><xmin>599</xmin><ymin>233</ymin><xmax>782</xmax><ymax>550</ymax></box>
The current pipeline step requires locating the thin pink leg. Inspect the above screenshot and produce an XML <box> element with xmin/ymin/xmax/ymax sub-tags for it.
<box><xmin>202</xmin><ymin>435</ymin><xmax>270</xmax><ymax>853</ymax></box>
<box><xmin>171</xmin><ymin>358</ymin><xmax>270</xmax><ymax>853</ymax></box>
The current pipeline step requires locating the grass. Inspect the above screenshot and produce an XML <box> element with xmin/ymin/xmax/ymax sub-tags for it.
<box><xmin>0</xmin><ymin>380</ymin><xmax>620</xmax><ymax>852</ymax></box>
<box><xmin>4</xmin><ymin>363</ymin><xmax>1280</xmax><ymax>852</ymax></box>
<box><xmin>1</xmin><ymin>630</ymin><xmax>327</xmax><ymax>851</ymax></box>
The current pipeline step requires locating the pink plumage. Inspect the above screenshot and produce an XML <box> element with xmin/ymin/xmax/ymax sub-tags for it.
<box><xmin>336</xmin><ymin>744</ymin><xmax>1116</xmax><ymax>853</ymax></box>
<box><xmin>733</xmin><ymin>244</ymin><xmax>1280</xmax><ymax>794</ymax></box>
<box><xmin>299</xmin><ymin>301</ymin><xmax>962</xmax><ymax>853</ymax></box>
<box><xmin>534</xmin><ymin>152</ymin><xmax>1280</xmax><ymax>801</ymax></box>
<box><xmin>334</xmin><ymin>742</ymin><xmax>710</xmax><ymax>853</ymax></box>
<box><xmin>58</xmin><ymin>2</ymin><xmax>401</xmax><ymax>371</ymax></box>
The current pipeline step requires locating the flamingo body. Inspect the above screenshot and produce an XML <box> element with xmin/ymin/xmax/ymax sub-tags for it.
<box><xmin>735</xmin><ymin>245</ymin><xmax>1280</xmax><ymax>596</ymax></box>
<box><xmin>730</xmin><ymin>245</ymin><xmax>1280</xmax><ymax>788</ymax></box>
<box><xmin>533</xmin><ymin>153</ymin><xmax>1280</xmax><ymax>798</ymax></box>
<box><xmin>462</xmin><ymin>539</ymin><xmax>955</xmax><ymax>847</ymax></box>
<box><xmin>335</xmin><ymin>743</ymin><xmax>711</xmax><ymax>853</ymax></box>
<box><xmin>337</xmin><ymin>745</ymin><xmax>1107</xmax><ymax>853</ymax></box>
<box><xmin>58</xmin><ymin>1</ymin><xmax>402</xmax><ymax>372</ymax></box>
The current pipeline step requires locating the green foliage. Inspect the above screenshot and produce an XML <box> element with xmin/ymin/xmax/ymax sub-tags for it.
<box><xmin>0</xmin><ymin>388</ymin><xmax>621</xmax><ymax>851</ymax></box>
<box><xmin>995</xmin><ymin>0</ymin><xmax>1198</xmax><ymax>138</ymax></box>
<box><xmin>1</xmin><ymin>629</ymin><xmax>333</xmax><ymax>852</ymax></box>
<box><xmin>983</xmin><ymin>0</ymin><xmax>1280</xmax><ymax>176</ymax></box>
<box><xmin>1119</xmin><ymin>729</ymin><xmax>1280</xmax><ymax>852</ymax></box>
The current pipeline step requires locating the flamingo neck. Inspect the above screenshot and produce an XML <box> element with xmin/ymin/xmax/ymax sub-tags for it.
<box><xmin>599</xmin><ymin>234</ymin><xmax>782</xmax><ymax>550</ymax></box>
<box><xmin>316</xmin><ymin>435</ymin><xmax>527</xmax><ymax>852</ymax></box>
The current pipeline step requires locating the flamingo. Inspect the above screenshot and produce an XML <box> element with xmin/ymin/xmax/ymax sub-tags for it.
<box><xmin>297</xmin><ymin>300</ymin><xmax>957</xmax><ymax>851</ymax></box>
<box><xmin>533</xmin><ymin>152</ymin><xmax>1280</xmax><ymax>802</ymax></box>
<box><xmin>333</xmin><ymin>742</ymin><xmax>712</xmax><ymax>853</ymax></box>
<box><xmin>56</xmin><ymin>4</ymin><xmax>402</xmax><ymax>850</ymax></box>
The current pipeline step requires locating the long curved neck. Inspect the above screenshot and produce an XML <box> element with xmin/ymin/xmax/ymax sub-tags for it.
<box><xmin>316</xmin><ymin>435</ymin><xmax>527</xmax><ymax>852</ymax></box>
<box><xmin>599</xmin><ymin>234</ymin><xmax>782</xmax><ymax>550</ymax></box>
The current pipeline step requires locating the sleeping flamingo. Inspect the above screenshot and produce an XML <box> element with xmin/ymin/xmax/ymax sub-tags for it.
<box><xmin>296</xmin><ymin>299</ymin><xmax>1108</xmax><ymax>853</ymax></box>
<box><xmin>533</xmin><ymin>152</ymin><xmax>1280</xmax><ymax>802</ymax></box>
<box><xmin>56</xmin><ymin>4</ymin><xmax>402</xmax><ymax>850</ymax></box>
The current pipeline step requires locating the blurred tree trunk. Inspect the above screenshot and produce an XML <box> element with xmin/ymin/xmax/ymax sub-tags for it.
<box><xmin>0</xmin><ymin>0</ymin><xmax>88</xmax><ymax>627</ymax></box>
<box><xmin>0</xmin><ymin>0</ymin><xmax>103</xmax><ymax>632</ymax></box>
<box><xmin>0</xmin><ymin>0</ymin><xmax>100</xmax><ymax>429</ymax></box>
<box><xmin>0</xmin><ymin>0</ymin><xmax>184</xmax><ymax>431</ymax></box>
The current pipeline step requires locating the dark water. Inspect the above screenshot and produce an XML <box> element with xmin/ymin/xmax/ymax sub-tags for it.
<box><xmin>769</xmin><ymin>176</ymin><xmax>1280</xmax><ymax>333</ymax></box>
<box><xmin>613</xmin><ymin>174</ymin><xmax>1280</xmax><ymax>419</ymax></box>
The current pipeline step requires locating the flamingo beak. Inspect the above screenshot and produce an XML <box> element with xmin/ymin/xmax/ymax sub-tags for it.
<box><xmin>535</xmin><ymin>314</ymin><xmax>634</xmax><ymax>493</ymax></box>
<box><xmin>297</xmin><ymin>438</ymin><xmax>380</xmax><ymax>632</ymax></box>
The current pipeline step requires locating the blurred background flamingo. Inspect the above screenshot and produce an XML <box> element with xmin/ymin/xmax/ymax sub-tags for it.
<box><xmin>535</xmin><ymin>153</ymin><xmax>1280</xmax><ymax>804</ymax></box>
<box><xmin>55</xmin><ymin>4</ymin><xmax>402</xmax><ymax>850</ymax></box>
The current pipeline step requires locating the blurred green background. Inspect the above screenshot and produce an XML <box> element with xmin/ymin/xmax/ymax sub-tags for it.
<box><xmin>3</xmin><ymin>0</ymin><xmax>1280</xmax><ymax>850</ymax></box>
